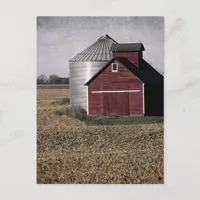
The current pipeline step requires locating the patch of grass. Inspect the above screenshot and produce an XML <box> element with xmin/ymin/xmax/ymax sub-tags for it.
<box><xmin>85</xmin><ymin>116</ymin><xmax>164</xmax><ymax>125</ymax></box>
<box><xmin>52</xmin><ymin>97</ymin><xmax>70</xmax><ymax>105</ymax></box>
<box><xmin>54</xmin><ymin>110</ymin><xmax>65</xmax><ymax>116</ymax></box>
<box><xmin>55</xmin><ymin>105</ymin><xmax>87</xmax><ymax>121</ymax></box>
<box><xmin>60</xmin><ymin>97</ymin><xmax>70</xmax><ymax>105</ymax></box>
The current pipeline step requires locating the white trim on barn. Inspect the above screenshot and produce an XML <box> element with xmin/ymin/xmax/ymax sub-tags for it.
<box><xmin>92</xmin><ymin>90</ymin><xmax>140</xmax><ymax>93</ymax></box>
<box><xmin>111</xmin><ymin>63</ymin><xmax>118</xmax><ymax>72</ymax></box>
<box><xmin>87</xmin><ymin>87</ymin><xmax>89</xmax><ymax>115</ymax></box>
<box><xmin>142</xmin><ymin>83</ymin><xmax>145</xmax><ymax>114</ymax></box>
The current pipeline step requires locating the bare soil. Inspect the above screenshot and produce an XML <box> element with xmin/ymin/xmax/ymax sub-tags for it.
<box><xmin>37</xmin><ymin>86</ymin><xmax>164</xmax><ymax>184</ymax></box>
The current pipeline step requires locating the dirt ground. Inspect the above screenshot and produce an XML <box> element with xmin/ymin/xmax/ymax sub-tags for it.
<box><xmin>37</xmin><ymin>85</ymin><xmax>164</xmax><ymax>184</ymax></box>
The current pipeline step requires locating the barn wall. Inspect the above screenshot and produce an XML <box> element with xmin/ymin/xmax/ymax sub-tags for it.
<box><xmin>89</xmin><ymin>60</ymin><xmax>142</xmax><ymax>88</ymax></box>
<box><xmin>112</xmin><ymin>52</ymin><xmax>139</xmax><ymax>67</ymax></box>
<box><xmin>144</xmin><ymin>84</ymin><xmax>164</xmax><ymax>116</ymax></box>
<box><xmin>88</xmin><ymin>89</ymin><xmax>103</xmax><ymax>115</ymax></box>
<box><xmin>129</xmin><ymin>83</ymin><xmax>143</xmax><ymax>115</ymax></box>
<box><xmin>88</xmin><ymin>60</ymin><xmax>144</xmax><ymax>115</ymax></box>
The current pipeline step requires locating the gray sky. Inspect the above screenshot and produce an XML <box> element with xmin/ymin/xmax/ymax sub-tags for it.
<box><xmin>37</xmin><ymin>16</ymin><xmax>164</xmax><ymax>77</ymax></box>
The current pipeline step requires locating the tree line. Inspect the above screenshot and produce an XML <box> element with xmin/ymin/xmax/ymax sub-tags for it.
<box><xmin>37</xmin><ymin>74</ymin><xmax>69</xmax><ymax>84</ymax></box>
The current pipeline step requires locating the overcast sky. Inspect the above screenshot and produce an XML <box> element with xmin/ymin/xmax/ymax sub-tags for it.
<box><xmin>37</xmin><ymin>16</ymin><xmax>164</xmax><ymax>77</ymax></box>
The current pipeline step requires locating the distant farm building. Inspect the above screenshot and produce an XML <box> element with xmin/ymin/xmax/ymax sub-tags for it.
<box><xmin>69</xmin><ymin>35</ymin><xmax>163</xmax><ymax>116</ymax></box>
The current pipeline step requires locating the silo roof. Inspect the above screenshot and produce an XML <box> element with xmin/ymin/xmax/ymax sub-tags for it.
<box><xmin>69</xmin><ymin>34</ymin><xmax>118</xmax><ymax>62</ymax></box>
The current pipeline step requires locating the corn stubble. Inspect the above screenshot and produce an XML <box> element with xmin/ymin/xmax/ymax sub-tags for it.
<box><xmin>37</xmin><ymin>94</ymin><xmax>164</xmax><ymax>184</ymax></box>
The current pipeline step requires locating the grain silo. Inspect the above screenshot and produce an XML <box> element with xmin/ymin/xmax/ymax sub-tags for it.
<box><xmin>69</xmin><ymin>34</ymin><xmax>118</xmax><ymax>112</ymax></box>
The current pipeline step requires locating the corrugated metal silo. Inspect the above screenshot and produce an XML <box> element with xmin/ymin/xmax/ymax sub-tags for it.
<box><xmin>69</xmin><ymin>34</ymin><xmax>118</xmax><ymax>112</ymax></box>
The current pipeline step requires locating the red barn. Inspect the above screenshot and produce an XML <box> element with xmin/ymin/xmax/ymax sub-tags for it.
<box><xmin>85</xmin><ymin>43</ymin><xmax>164</xmax><ymax>116</ymax></box>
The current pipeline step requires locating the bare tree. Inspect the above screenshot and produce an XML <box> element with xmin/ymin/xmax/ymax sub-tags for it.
<box><xmin>37</xmin><ymin>74</ymin><xmax>70</xmax><ymax>84</ymax></box>
<box><xmin>37</xmin><ymin>74</ymin><xmax>48</xmax><ymax>84</ymax></box>
<box><xmin>49</xmin><ymin>74</ymin><xmax>59</xmax><ymax>84</ymax></box>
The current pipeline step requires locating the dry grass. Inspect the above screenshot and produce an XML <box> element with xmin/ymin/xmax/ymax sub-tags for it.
<box><xmin>37</xmin><ymin>86</ymin><xmax>164</xmax><ymax>184</ymax></box>
<box><xmin>54</xmin><ymin>105</ymin><xmax>87</xmax><ymax>121</ymax></box>
<box><xmin>37</xmin><ymin>89</ymin><xmax>70</xmax><ymax>100</ymax></box>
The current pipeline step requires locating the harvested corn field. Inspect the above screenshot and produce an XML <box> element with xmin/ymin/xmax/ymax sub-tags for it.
<box><xmin>37</xmin><ymin>85</ymin><xmax>164</xmax><ymax>184</ymax></box>
<box><xmin>37</xmin><ymin>88</ymin><xmax>69</xmax><ymax>100</ymax></box>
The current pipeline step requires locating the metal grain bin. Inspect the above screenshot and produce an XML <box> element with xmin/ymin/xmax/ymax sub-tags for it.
<box><xmin>69</xmin><ymin>34</ymin><xmax>118</xmax><ymax>112</ymax></box>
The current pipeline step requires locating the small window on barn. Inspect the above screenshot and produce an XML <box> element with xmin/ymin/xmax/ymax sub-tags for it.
<box><xmin>112</xmin><ymin>63</ymin><xmax>118</xmax><ymax>72</ymax></box>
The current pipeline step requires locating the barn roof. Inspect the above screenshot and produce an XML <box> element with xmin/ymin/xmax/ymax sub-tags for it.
<box><xmin>116</xmin><ymin>57</ymin><xmax>163</xmax><ymax>85</ymax></box>
<box><xmin>84</xmin><ymin>57</ymin><xmax>163</xmax><ymax>85</ymax></box>
<box><xmin>110</xmin><ymin>43</ymin><xmax>145</xmax><ymax>52</ymax></box>
<box><xmin>69</xmin><ymin>34</ymin><xmax>118</xmax><ymax>62</ymax></box>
